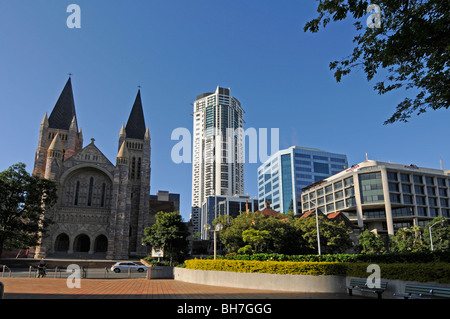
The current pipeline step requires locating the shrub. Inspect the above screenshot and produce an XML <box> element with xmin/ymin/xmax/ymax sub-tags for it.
<box><xmin>185</xmin><ymin>259</ymin><xmax>450</xmax><ymax>283</ymax></box>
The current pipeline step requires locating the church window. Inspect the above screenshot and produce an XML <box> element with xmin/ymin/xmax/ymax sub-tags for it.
<box><xmin>74</xmin><ymin>181</ymin><xmax>80</xmax><ymax>205</ymax></box>
<box><xmin>101</xmin><ymin>183</ymin><xmax>106</xmax><ymax>207</ymax></box>
<box><xmin>131</xmin><ymin>157</ymin><xmax>136</xmax><ymax>179</ymax></box>
<box><xmin>88</xmin><ymin>177</ymin><xmax>94</xmax><ymax>206</ymax></box>
<box><xmin>137</xmin><ymin>158</ymin><xmax>142</xmax><ymax>179</ymax></box>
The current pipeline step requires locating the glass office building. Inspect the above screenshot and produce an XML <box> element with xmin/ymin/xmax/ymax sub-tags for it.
<box><xmin>301</xmin><ymin>160</ymin><xmax>450</xmax><ymax>236</ymax></box>
<box><xmin>257</xmin><ymin>146</ymin><xmax>348</xmax><ymax>214</ymax></box>
<box><xmin>201</xmin><ymin>195</ymin><xmax>258</xmax><ymax>239</ymax></box>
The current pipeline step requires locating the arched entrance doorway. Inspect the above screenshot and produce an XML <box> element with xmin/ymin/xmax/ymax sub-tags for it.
<box><xmin>55</xmin><ymin>233</ymin><xmax>70</xmax><ymax>252</ymax></box>
<box><xmin>94</xmin><ymin>235</ymin><xmax>108</xmax><ymax>252</ymax></box>
<box><xmin>73</xmin><ymin>234</ymin><xmax>90</xmax><ymax>252</ymax></box>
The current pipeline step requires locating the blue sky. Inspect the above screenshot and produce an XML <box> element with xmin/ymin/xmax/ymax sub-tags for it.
<box><xmin>1</xmin><ymin>1</ymin><xmax>449</xmax><ymax>222</ymax></box>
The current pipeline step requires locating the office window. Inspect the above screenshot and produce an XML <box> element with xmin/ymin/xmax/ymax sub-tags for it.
<box><xmin>402</xmin><ymin>184</ymin><xmax>412</xmax><ymax>193</ymax></box>
<box><xmin>425</xmin><ymin>176</ymin><xmax>434</xmax><ymax>186</ymax></box>
<box><xmin>334</xmin><ymin>181</ymin><xmax>343</xmax><ymax>190</ymax></box>
<box><xmin>295</xmin><ymin>153</ymin><xmax>311</xmax><ymax>159</ymax></box>
<box><xmin>428</xmin><ymin>197</ymin><xmax>437</xmax><ymax>206</ymax></box>
<box><xmin>400</xmin><ymin>173</ymin><xmax>410</xmax><ymax>182</ymax></box>
<box><xmin>415</xmin><ymin>185</ymin><xmax>425</xmax><ymax>195</ymax></box>
<box><xmin>390</xmin><ymin>194</ymin><xmax>401</xmax><ymax>203</ymax></box>
<box><xmin>439</xmin><ymin>188</ymin><xmax>448</xmax><ymax>197</ymax></box>
<box><xmin>331</xmin><ymin>158</ymin><xmax>346</xmax><ymax>163</ymax></box>
<box><xmin>389</xmin><ymin>182</ymin><xmax>399</xmax><ymax>192</ymax></box>
<box><xmin>413</xmin><ymin>175</ymin><xmax>423</xmax><ymax>184</ymax></box>
<box><xmin>326</xmin><ymin>194</ymin><xmax>334</xmax><ymax>203</ymax></box>
<box><xmin>314</xmin><ymin>162</ymin><xmax>329</xmax><ymax>175</ymax></box>
<box><xmin>313</xmin><ymin>155</ymin><xmax>328</xmax><ymax>161</ymax></box>
<box><xmin>427</xmin><ymin>187</ymin><xmax>436</xmax><ymax>196</ymax></box>
<box><xmin>437</xmin><ymin>178</ymin><xmax>446</xmax><ymax>187</ymax></box>
<box><xmin>325</xmin><ymin>185</ymin><xmax>333</xmax><ymax>194</ymax></box>
<box><xmin>416</xmin><ymin>196</ymin><xmax>426</xmax><ymax>205</ymax></box>
<box><xmin>403</xmin><ymin>195</ymin><xmax>413</xmax><ymax>204</ymax></box>
<box><xmin>387</xmin><ymin>172</ymin><xmax>398</xmax><ymax>181</ymax></box>
<box><xmin>345</xmin><ymin>187</ymin><xmax>354</xmax><ymax>197</ymax></box>
<box><xmin>344</xmin><ymin>176</ymin><xmax>354</xmax><ymax>186</ymax></box>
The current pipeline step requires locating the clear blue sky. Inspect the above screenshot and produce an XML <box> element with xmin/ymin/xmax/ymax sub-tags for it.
<box><xmin>1</xmin><ymin>1</ymin><xmax>449</xmax><ymax>222</ymax></box>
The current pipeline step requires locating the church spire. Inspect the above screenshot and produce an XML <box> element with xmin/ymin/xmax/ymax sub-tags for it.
<box><xmin>48</xmin><ymin>77</ymin><xmax>77</xmax><ymax>130</ymax></box>
<box><xmin>125</xmin><ymin>89</ymin><xmax>146</xmax><ymax>140</ymax></box>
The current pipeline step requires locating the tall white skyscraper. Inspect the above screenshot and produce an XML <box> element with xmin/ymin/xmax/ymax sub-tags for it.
<box><xmin>191</xmin><ymin>86</ymin><xmax>244</xmax><ymax>235</ymax></box>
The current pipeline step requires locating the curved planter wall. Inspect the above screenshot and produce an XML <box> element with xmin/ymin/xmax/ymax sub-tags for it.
<box><xmin>174</xmin><ymin>268</ymin><xmax>346</xmax><ymax>293</ymax></box>
<box><xmin>174</xmin><ymin>267</ymin><xmax>450</xmax><ymax>299</ymax></box>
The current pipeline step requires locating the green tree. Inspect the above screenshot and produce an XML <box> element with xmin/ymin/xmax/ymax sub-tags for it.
<box><xmin>358</xmin><ymin>229</ymin><xmax>387</xmax><ymax>254</ymax></box>
<box><xmin>294</xmin><ymin>216</ymin><xmax>353</xmax><ymax>254</ymax></box>
<box><xmin>241</xmin><ymin>229</ymin><xmax>271</xmax><ymax>253</ymax></box>
<box><xmin>390</xmin><ymin>226</ymin><xmax>427</xmax><ymax>252</ymax></box>
<box><xmin>0</xmin><ymin>163</ymin><xmax>57</xmax><ymax>257</ymax></box>
<box><xmin>216</xmin><ymin>212</ymin><xmax>266</xmax><ymax>253</ymax></box>
<box><xmin>142</xmin><ymin>211</ymin><xmax>189</xmax><ymax>265</ymax></box>
<box><xmin>423</xmin><ymin>217</ymin><xmax>450</xmax><ymax>251</ymax></box>
<box><xmin>304</xmin><ymin>0</ymin><xmax>449</xmax><ymax>124</ymax></box>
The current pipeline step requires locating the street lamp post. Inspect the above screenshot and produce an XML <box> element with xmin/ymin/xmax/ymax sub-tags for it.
<box><xmin>309</xmin><ymin>199</ymin><xmax>322</xmax><ymax>256</ymax></box>
<box><xmin>204</xmin><ymin>223</ymin><xmax>223</xmax><ymax>259</ymax></box>
<box><xmin>429</xmin><ymin>221</ymin><xmax>444</xmax><ymax>251</ymax></box>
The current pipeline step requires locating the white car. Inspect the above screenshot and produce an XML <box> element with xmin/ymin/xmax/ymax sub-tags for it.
<box><xmin>111</xmin><ymin>262</ymin><xmax>147</xmax><ymax>273</ymax></box>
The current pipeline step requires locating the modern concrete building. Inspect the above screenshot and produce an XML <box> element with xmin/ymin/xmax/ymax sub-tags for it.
<box><xmin>191</xmin><ymin>86</ymin><xmax>245</xmax><ymax>235</ymax></box>
<box><xmin>257</xmin><ymin>146</ymin><xmax>348</xmax><ymax>215</ymax></box>
<box><xmin>301</xmin><ymin>160</ymin><xmax>450</xmax><ymax>236</ymax></box>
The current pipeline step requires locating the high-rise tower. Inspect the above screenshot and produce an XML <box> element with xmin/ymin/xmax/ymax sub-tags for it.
<box><xmin>191</xmin><ymin>86</ymin><xmax>244</xmax><ymax>235</ymax></box>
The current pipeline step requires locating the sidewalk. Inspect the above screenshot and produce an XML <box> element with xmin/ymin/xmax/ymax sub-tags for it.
<box><xmin>0</xmin><ymin>277</ymin><xmax>356</xmax><ymax>299</ymax></box>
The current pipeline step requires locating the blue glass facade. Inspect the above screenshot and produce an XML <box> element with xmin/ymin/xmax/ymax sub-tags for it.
<box><xmin>257</xmin><ymin>146</ymin><xmax>348</xmax><ymax>214</ymax></box>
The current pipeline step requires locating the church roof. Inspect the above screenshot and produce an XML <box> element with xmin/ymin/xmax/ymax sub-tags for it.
<box><xmin>48</xmin><ymin>77</ymin><xmax>77</xmax><ymax>130</ymax></box>
<box><xmin>125</xmin><ymin>90</ymin><xmax>146</xmax><ymax>140</ymax></box>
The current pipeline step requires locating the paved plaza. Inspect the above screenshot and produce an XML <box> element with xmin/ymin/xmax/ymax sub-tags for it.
<box><xmin>0</xmin><ymin>277</ymin><xmax>355</xmax><ymax>299</ymax></box>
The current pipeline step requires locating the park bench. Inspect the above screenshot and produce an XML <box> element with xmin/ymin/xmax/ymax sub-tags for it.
<box><xmin>347</xmin><ymin>278</ymin><xmax>388</xmax><ymax>299</ymax></box>
<box><xmin>394</xmin><ymin>284</ymin><xmax>450</xmax><ymax>299</ymax></box>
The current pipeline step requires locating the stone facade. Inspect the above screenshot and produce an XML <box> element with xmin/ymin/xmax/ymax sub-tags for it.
<box><xmin>32</xmin><ymin>77</ymin><xmax>151</xmax><ymax>260</ymax></box>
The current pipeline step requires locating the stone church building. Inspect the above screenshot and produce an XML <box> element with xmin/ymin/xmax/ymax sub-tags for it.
<box><xmin>32</xmin><ymin>77</ymin><xmax>151</xmax><ymax>260</ymax></box>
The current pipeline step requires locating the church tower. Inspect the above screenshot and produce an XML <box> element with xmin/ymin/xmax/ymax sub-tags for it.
<box><xmin>107</xmin><ymin>90</ymin><xmax>151</xmax><ymax>259</ymax></box>
<box><xmin>33</xmin><ymin>77</ymin><xmax>83</xmax><ymax>178</ymax></box>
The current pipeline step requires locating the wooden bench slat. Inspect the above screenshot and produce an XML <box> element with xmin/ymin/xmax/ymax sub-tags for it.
<box><xmin>395</xmin><ymin>284</ymin><xmax>450</xmax><ymax>299</ymax></box>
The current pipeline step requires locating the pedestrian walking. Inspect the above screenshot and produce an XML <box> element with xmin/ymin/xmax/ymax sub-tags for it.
<box><xmin>37</xmin><ymin>260</ymin><xmax>46</xmax><ymax>278</ymax></box>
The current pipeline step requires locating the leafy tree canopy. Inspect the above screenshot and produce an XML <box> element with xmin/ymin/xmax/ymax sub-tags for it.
<box><xmin>142</xmin><ymin>211</ymin><xmax>189</xmax><ymax>265</ymax></box>
<box><xmin>304</xmin><ymin>0</ymin><xmax>449</xmax><ymax>124</ymax></box>
<box><xmin>0</xmin><ymin>163</ymin><xmax>57</xmax><ymax>257</ymax></box>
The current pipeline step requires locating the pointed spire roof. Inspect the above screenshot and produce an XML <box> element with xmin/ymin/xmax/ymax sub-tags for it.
<box><xmin>125</xmin><ymin>90</ymin><xmax>146</xmax><ymax>140</ymax></box>
<box><xmin>117</xmin><ymin>141</ymin><xmax>129</xmax><ymax>158</ymax></box>
<box><xmin>48</xmin><ymin>77</ymin><xmax>77</xmax><ymax>130</ymax></box>
<box><xmin>48</xmin><ymin>133</ymin><xmax>63</xmax><ymax>152</ymax></box>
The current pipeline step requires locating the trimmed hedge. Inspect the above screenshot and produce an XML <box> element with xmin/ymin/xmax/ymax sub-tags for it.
<box><xmin>185</xmin><ymin>259</ymin><xmax>450</xmax><ymax>283</ymax></box>
<box><xmin>214</xmin><ymin>250</ymin><xmax>450</xmax><ymax>264</ymax></box>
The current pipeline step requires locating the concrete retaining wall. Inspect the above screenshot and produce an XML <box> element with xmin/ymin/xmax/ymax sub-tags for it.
<box><xmin>174</xmin><ymin>267</ymin><xmax>450</xmax><ymax>299</ymax></box>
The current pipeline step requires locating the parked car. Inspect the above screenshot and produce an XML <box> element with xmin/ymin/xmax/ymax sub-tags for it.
<box><xmin>110</xmin><ymin>262</ymin><xmax>147</xmax><ymax>273</ymax></box>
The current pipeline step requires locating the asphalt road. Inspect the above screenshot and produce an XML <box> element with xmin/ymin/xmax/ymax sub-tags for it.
<box><xmin>1</xmin><ymin>267</ymin><xmax>148</xmax><ymax>279</ymax></box>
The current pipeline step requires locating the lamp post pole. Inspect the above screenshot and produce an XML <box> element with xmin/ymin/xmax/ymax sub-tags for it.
<box><xmin>429</xmin><ymin>221</ymin><xmax>444</xmax><ymax>251</ymax></box>
<box><xmin>310</xmin><ymin>199</ymin><xmax>322</xmax><ymax>256</ymax></box>
<box><xmin>204</xmin><ymin>223</ymin><xmax>223</xmax><ymax>259</ymax></box>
